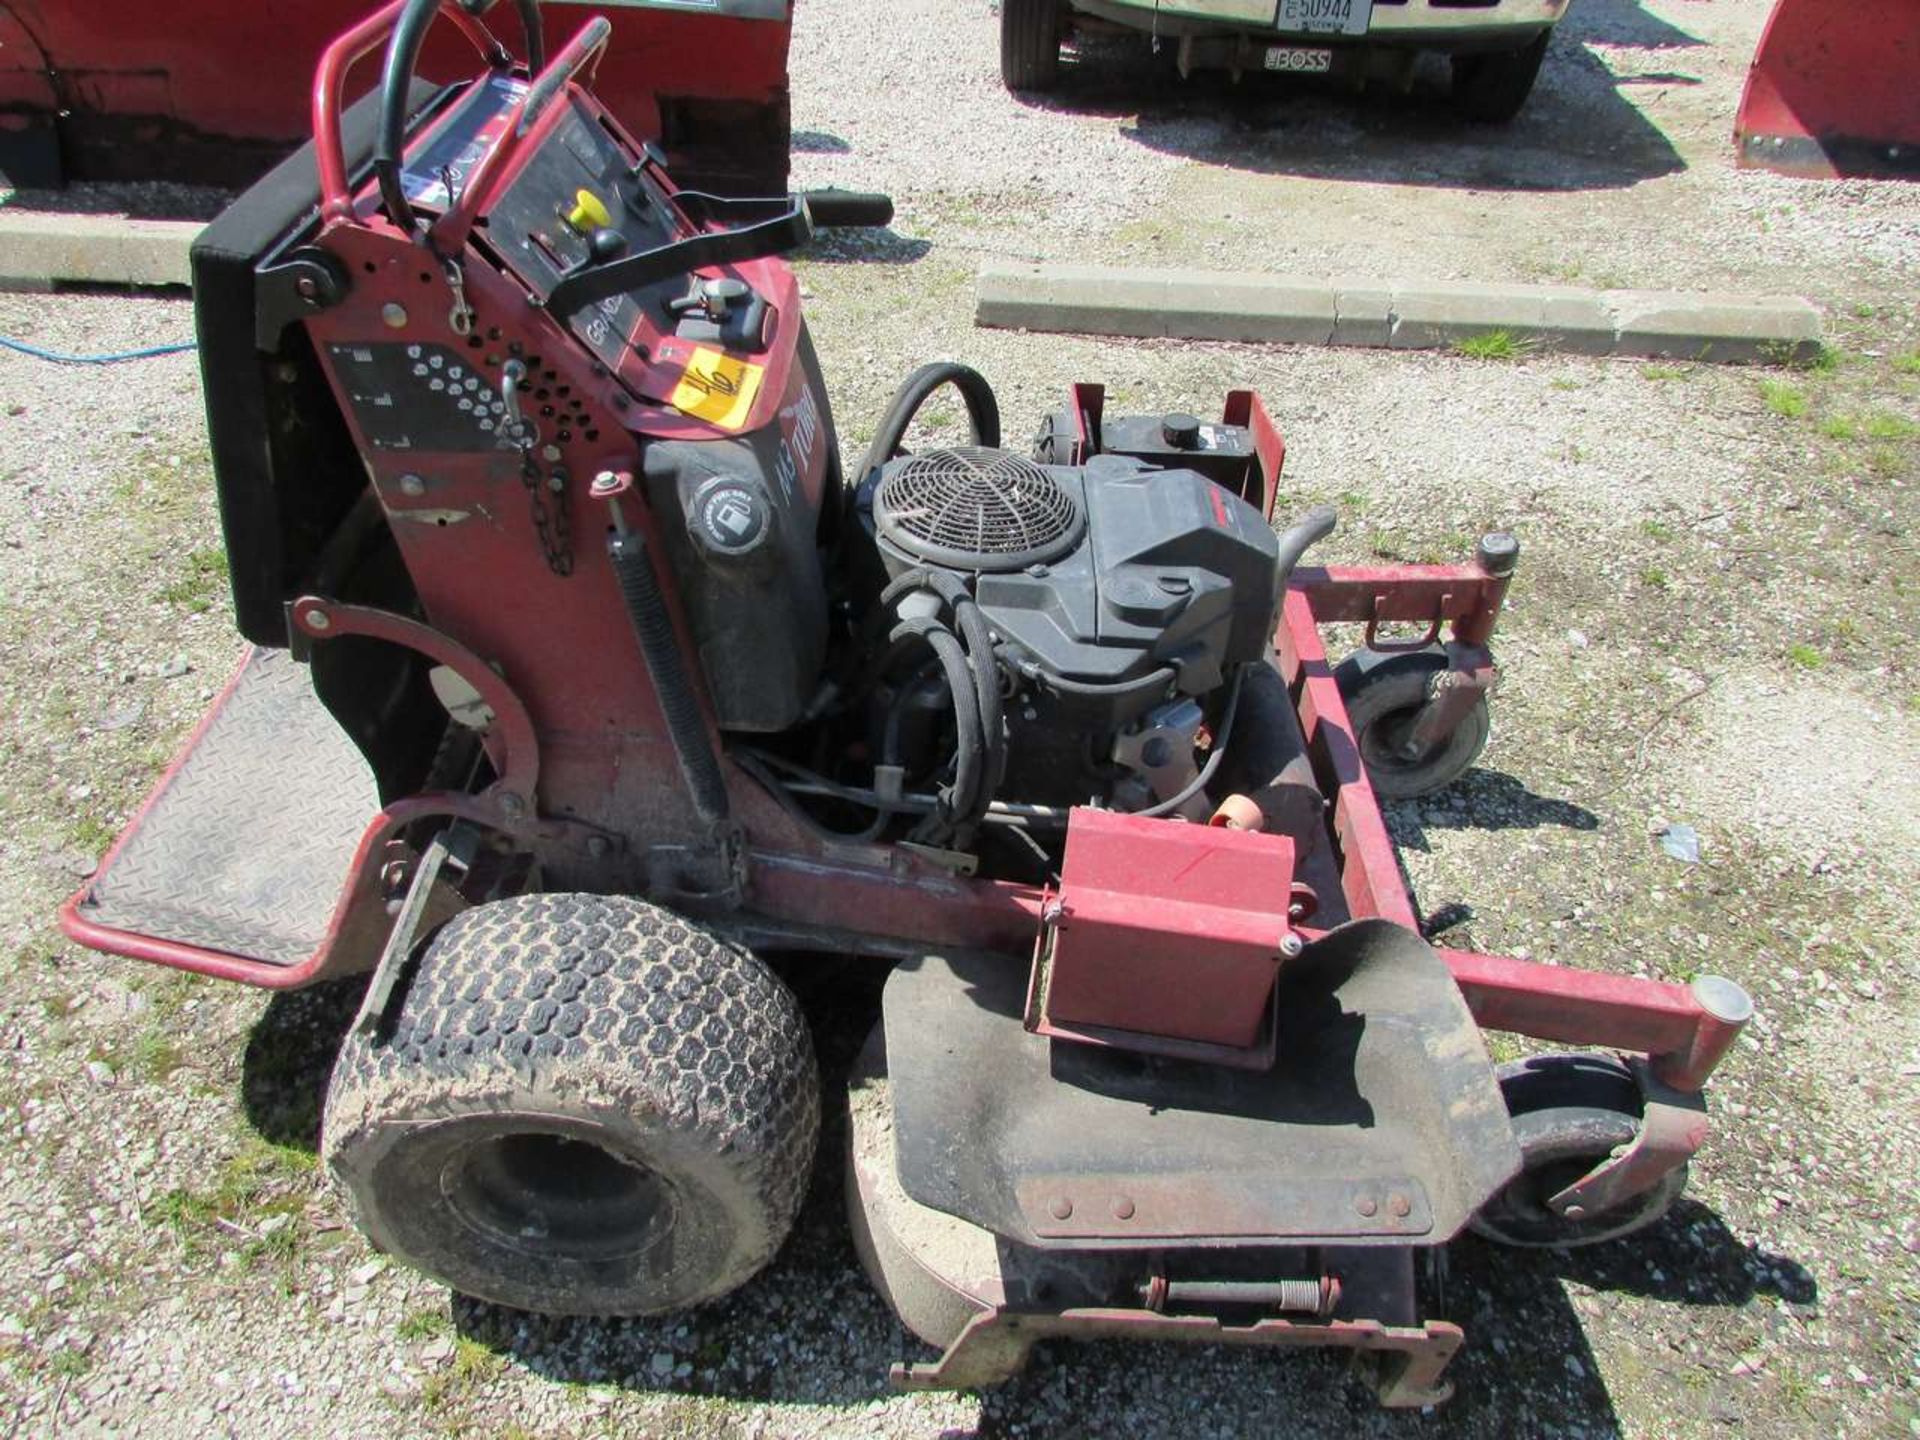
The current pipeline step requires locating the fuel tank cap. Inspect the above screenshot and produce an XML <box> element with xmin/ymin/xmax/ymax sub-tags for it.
<box><xmin>688</xmin><ymin>475</ymin><xmax>773</xmax><ymax>560</ymax></box>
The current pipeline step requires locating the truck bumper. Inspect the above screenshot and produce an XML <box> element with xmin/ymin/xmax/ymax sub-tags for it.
<box><xmin>1074</xmin><ymin>0</ymin><xmax>1569</xmax><ymax>46</ymax></box>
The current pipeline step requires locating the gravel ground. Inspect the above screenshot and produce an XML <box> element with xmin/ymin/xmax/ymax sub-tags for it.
<box><xmin>2</xmin><ymin>2</ymin><xmax>1918</xmax><ymax>1437</ymax></box>
<box><xmin>793</xmin><ymin>0</ymin><xmax>1920</xmax><ymax>299</ymax></box>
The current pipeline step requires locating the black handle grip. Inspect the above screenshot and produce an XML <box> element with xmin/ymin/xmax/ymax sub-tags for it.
<box><xmin>801</xmin><ymin>190</ymin><xmax>894</xmax><ymax>229</ymax></box>
<box><xmin>376</xmin><ymin>0</ymin><xmax>541</xmax><ymax>232</ymax></box>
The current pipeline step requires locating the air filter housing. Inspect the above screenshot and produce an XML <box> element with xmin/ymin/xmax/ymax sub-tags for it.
<box><xmin>872</xmin><ymin>447</ymin><xmax>1084</xmax><ymax>573</ymax></box>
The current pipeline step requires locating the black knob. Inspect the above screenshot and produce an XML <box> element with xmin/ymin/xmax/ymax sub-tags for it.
<box><xmin>1161</xmin><ymin>413</ymin><xmax>1202</xmax><ymax>449</ymax></box>
<box><xmin>701</xmin><ymin>277</ymin><xmax>752</xmax><ymax>321</ymax></box>
<box><xmin>588</xmin><ymin>228</ymin><xmax>628</xmax><ymax>264</ymax></box>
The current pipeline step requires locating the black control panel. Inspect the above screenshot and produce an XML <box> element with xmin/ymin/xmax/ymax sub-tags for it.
<box><xmin>486</xmin><ymin>99</ymin><xmax>685</xmax><ymax>368</ymax></box>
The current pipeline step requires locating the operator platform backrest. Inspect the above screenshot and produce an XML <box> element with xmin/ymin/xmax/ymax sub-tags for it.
<box><xmin>189</xmin><ymin>80</ymin><xmax>452</xmax><ymax>646</ymax></box>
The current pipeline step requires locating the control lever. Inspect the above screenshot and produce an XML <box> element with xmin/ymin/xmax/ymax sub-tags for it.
<box><xmin>498</xmin><ymin>359</ymin><xmax>533</xmax><ymax>447</ymax></box>
<box><xmin>546</xmin><ymin>189</ymin><xmax>896</xmax><ymax>317</ymax></box>
<box><xmin>665</xmin><ymin>277</ymin><xmax>770</xmax><ymax>351</ymax></box>
<box><xmin>669</xmin><ymin>277</ymin><xmax>753</xmax><ymax>323</ymax></box>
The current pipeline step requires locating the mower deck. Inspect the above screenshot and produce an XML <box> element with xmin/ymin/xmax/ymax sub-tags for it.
<box><xmin>66</xmin><ymin>648</ymin><xmax>377</xmax><ymax>970</ymax></box>
<box><xmin>884</xmin><ymin>933</ymin><xmax>1519</xmax><ymax>1250</ymax></box>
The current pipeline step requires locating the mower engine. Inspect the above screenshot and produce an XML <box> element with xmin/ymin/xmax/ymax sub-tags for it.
<box><xmin>856</xmin><ymin>440</ymin><xmax>1280</xmax><ymax>822</ymax></box>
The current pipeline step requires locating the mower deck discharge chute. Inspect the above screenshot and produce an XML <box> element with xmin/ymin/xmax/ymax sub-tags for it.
<box><xmin>60</xmin><ymin>0</ymin><xmax>1753</xmax><ymax>1406</ymax></box>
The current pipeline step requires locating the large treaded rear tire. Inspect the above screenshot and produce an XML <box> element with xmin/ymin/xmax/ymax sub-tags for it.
<box><xmin>322</xmin><ymin>892</ymin><xmax>819</xmax><ymax>1316</ymax></box>
<box><xmin>1001</xmin><ymin>0</ymin><xmax>1064</xmax><ymax>92</ymax></box>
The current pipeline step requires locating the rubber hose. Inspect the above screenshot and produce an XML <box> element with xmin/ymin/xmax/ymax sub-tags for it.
<box><xmin>1134</xmin><ymin>664</ymin><xmax>1247</xmax><ymax>820</ymax></box>
<box><xmin>856</xmin><ymin>362</ymin><xmax>1003</xmax><ymax>489</ymax></box>
<box><xmin>942</xmin><ymin>590</ymin><xmax>1006</xmax><ymax>806</ymax></box>
<box><xmin>870</xmin><ymin>658</ymin><xmax>943</xmax><ymax>842</ymax></box>
<box><xmin>375</xmin><ymin>0</ymin><xmax>446</xmax><ymax>231</ymax></box>
<box><xmin>881</xmin><ymin>569</ymin><xmax>1006</xmax><ymax>806</ymax></box>
<box><xmin>881</xmin><ymin>659</ymin><xmax>943</xmax><ymax>772</ymax></box>
<box><xmin>607</xmin><ymin>531</ymin><xmax>730</xmax><ymax>827</ymax></box>
<box><xmin>888</xmin><ymin>617</ymin><xmax>982</xmax><ymax>835</ymax></box>
<box><xmin>375</xmin><ymin>0</ymin><xmax>539</xmax><ymax>233</ymax></box>
<box><xmin>1274</xmin><ymin>505</ymin><xmax>1339</xmax><ymax>582</ymax></box>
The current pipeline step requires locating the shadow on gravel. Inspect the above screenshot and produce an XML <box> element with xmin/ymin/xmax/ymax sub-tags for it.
<box><xmin>792</xmin><ymin>129</ymin><xmax>853</xmax><ymax>155</ymax></box>
<box><xmin>1573</xmin><ymin>0</ymin><xmax>1707</xmax><ymax>50</ymax></box>
<box><xmin>1536</xmin><ymin>1199</ymin><xmax>1818</xmax><ymax>1311</ymax></box>
<box><xmin>1020</xmin><ymin>0</ymin><xmax>1691</xmax><ymax>193</ymax></box>
<box><xmin>1392</xmin><ymin>768</ymin><xmax>1601</xmax><ymax>849</ymax></box>
<box><xmin>799</xmin><ymin>227</ymin><xmax>933</xmax><ymax>265</ymax></box>
<box><xmin>240</xmin><ymin>976</ymin><xmax>367</xmax><ymax>1151</ymax></box>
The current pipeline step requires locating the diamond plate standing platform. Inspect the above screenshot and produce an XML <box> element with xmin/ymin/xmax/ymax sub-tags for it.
<box><xmin>69</xmin><ymin>648</ymin><xmax>379</xmax><ymax>968</ymax></box>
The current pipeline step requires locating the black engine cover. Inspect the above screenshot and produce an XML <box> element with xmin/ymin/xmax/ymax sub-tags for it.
<box><xmin>974</xmin><ymin>453</ymin><xmax>1280</xmax><ymax>696</ymax></box>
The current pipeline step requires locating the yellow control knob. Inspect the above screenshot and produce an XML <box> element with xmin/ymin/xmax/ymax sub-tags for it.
<box><xmin>564</xmin><ymin>188</ymin><xmax>612</xmax><ymax>234</ymax></box>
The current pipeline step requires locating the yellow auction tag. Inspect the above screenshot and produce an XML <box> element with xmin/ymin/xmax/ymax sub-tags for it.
<box><xmin>669</xmin><ymin>347</ymin><xmax>764</xmax><ymax>430</ymax></box>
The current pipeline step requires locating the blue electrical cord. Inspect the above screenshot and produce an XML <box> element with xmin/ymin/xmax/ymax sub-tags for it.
<box><xmin>0</xmin><ymin>335</ymin><xmax>197</xmax><ymax>365</ymax></box>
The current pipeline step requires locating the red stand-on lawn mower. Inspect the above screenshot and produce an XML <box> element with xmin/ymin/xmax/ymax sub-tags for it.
<box><xmin>60</xmin><ymin>0</ymin><xmax>1753</xmax><ymax>1406</ymax></box>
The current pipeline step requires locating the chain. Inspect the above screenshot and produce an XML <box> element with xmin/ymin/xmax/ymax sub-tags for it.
<box><xmin>519</xmin><ymin>449</ymin><xmax>574</xmax><ymax>577</ymax></box>
<box><xmin>497</xmin><ymin>355</ymin><xmax>573</xmax><ymax>577</ymax></box>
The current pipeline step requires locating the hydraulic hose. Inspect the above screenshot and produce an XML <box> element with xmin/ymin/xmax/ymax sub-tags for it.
<box><xmin>880</xmin><ymin>659</ymin><xmax>942</xmax><ymax>772</ymax></box>
<box><xmin>881</xmin><ymin>569</ymin><xmax>1006</xmax><ymax>804</ymax></box>
<box><xmin>854</xmin><ymin>362</ymin><xmax>1002</xmax><ymax>504</ymax></box>
<box><xmin>1274</xmin><ymin>505</ymin><xmax>1339</xmax><ymax>581</ymax></box>
<box><xmin>888</xmin><ymin>616</ymin><xmax>983</xmax><ymax>839</ymax></box>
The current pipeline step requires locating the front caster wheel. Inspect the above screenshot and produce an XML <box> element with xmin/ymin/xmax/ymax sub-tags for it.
<box><xmin>322</xmin><ymin>892</ymin><xmax>819</xmax><ymax>1315</ymax></box>
<box><xmin>1335</xmin><ymin>647</ymin><xmax>1490</xmax><ymax>799</ymax></box>
<box><xmin>1471</xmin><ymin>1052</ymin><xmax>1687</xmax><ymax>1248</ymax></box>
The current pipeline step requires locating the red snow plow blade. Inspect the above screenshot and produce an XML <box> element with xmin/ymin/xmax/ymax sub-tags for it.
<box><xmin>0</xmin><ymin>0</ymin><xmax>791</xmax><ymax>194</ymax></box>
<box><xmin>1735</xmin><ymin>0</ymin><xmax>1920</xmax><ymax>179</ymax></box>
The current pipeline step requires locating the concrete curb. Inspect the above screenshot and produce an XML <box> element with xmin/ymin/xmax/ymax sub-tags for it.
<box><xmin>976</xmin><ymin>262</ymin><xmax>1825</xmax><ymax>364</ymax></box>
<box><xmin>0</xmin><ymin>212</ymin><xmax>202</xmax><ymax>292</ymax></box>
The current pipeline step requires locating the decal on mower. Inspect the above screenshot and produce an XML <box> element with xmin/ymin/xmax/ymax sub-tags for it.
<box><xmin>327</xmin><ymin>343</ymin><xmax>505</xmax><ymax>452</ymax></box>
<box><xmin>670</xmin><ymin>347</ymin><xmax>765</xmax><ymax>430</ymax></box>
<box><xmin>773</xmin><ymin>382</ymin><xmax>823</xmax><ymax>502</ymax></box>
<box><xmin>401</xmin><ymin>75</ymin><xmax>530</xmax><ymax>210</ymax></box>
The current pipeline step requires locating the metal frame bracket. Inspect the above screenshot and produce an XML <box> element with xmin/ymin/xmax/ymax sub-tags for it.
<box><xmin>1546</xmin><ymin>1057</ymin><xmax>1709</xmax><ymax>1219</ymax></box>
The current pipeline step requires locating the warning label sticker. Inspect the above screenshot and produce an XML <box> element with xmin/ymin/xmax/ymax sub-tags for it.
<box><xmin>669</xmin><ymin>347</ymin><xmax>765</xmax><ymax>430</ymax></box>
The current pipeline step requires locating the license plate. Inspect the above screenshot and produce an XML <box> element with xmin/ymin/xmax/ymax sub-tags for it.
<box><xmin>1275</xmin><ymin>0</ymin><xmax>1371</xmax><ymax>37</ymax></box>
<box><xmin>1264</xmin><ymin>46</ymin><xmax>1333</xmax><ymax>73</ymax></box>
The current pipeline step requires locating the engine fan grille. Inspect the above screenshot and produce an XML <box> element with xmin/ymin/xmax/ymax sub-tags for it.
<box><xmin>873</xmin><ymin>447</ymin><xmax>1083</xmax><ymax>572</ymax></box>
